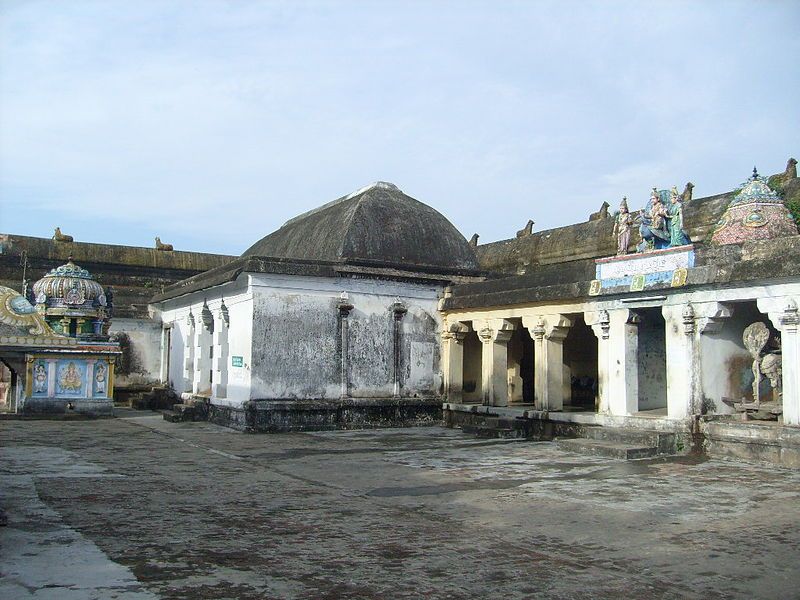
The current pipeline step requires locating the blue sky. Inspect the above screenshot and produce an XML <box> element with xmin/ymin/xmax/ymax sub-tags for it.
<box><xmin>1</xmin><ymin>0</ymin><xmax>798</xmax><ymax>255</ymax></box>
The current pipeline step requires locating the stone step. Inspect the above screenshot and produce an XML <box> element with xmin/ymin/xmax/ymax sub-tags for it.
<box><xmin>461</xmin><ymin>424</ymin><xmax>525</xmax><ymax>439</ymax></box>
<box><xmin>161</xmin><ymin>410</ymin><xmax>182</xmax><ymax>423</ymax></box>
<box><xmin>556</xmin><ymin>438</ymin><xmax>658</xmax><ymax>460</ymax></box>
<box><xmin>578</xmin><ymin>426</ymin><xmax>676</xmax><ymax>454</ymax></box>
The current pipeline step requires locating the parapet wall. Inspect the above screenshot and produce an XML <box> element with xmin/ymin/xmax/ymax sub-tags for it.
<box><xmin>0</xmin><ymin>234</ymin><xmax>235</xmax><ymax>319</ymax></box>
<box><xmin>476</xmin><ymin>190</ymin><xmax>735</xmax><ymax>275</ymax></box>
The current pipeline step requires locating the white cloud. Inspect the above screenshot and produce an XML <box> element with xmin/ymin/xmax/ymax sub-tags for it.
<box><xmin>1</xmin><ymin>0</ymin><xmax>798</xmax><ymax>252</ymax></box>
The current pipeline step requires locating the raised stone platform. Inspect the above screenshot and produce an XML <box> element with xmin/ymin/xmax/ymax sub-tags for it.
<box><xmin>701</xmin><ymin>418</ymin><xmax>800</xmax><ymax>468</ymax></box>
<box><xmin>210</xmin><ymin>397</ymin><xmax>443</xmax><ymax>432</ymax></box>
<box><xmin>443</xmin><ymin>402</ymin><xmax>800</xmax><ymax>467</ymax></box>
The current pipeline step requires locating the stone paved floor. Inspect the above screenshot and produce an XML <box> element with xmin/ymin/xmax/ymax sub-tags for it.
<box><xmin>1</xmin><ymin>411</ymin><xmax>799</xmax><ymax>599</ymax></box>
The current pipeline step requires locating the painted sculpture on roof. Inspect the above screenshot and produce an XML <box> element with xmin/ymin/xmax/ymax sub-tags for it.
<box><xmin>612</xmin><ymin>197</ymin><xmax>634</xmax><ymax>255</ymax></box>
<box><xmin>636</xmin><ymin>186</ymin><xmax>690</xmax><ymax>252</ymax></box>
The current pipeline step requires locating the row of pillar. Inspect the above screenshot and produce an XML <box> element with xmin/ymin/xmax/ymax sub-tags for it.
<box><xmin>182</xmin><ymin>301</ymin><xmax>230</xmax><ymax>398</ymax></box>
<box><xmin>443</xmin><ymin>297</ymin><xmax>800</xmax><ymax>425</ymax></box>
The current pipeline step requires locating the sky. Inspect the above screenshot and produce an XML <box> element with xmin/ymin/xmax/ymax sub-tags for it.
<box><xmin>1</xmin><ymin>0</ymin><xmax>799</xmax><ymax>256</ymax></box>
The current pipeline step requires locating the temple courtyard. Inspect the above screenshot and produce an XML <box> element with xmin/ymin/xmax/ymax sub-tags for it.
<box><xmin>1</xmin><ymin>412</ymin><xmax>799</xmax><ymax>600</ymax></box>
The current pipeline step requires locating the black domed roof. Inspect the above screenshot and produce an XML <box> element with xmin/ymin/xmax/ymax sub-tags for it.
<box><xmin>242</xmin><ymin>182</ymin><xmax>479</xmax><ymax>273</ymax></box>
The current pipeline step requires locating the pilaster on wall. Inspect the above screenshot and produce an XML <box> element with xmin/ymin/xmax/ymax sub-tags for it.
<box><xmin>212</xmin><ymin>310</ymin><xmax>229</xmax><ymax>399</ymax></box>
<box><xmin>442</xmin><ymin>322</ymin><xmax>468</xmax><ymax>403</ymax></box>
<box><xmin>758</xmin><ymin>296</ymin><xmax>800</xmax><ymax>426</ymax></box>
<box><xmin>475</xmin><ymin>318</ymin><xmax>515</xmax><ymax>407</ymax></box>
<box><xmin>183</xmin><ymin>312</ymin><xmax>195</xmax><ymax>393</ymax></box>
<box><xmin>522</xmin><ymin>314</ymin><xmax>571</xmax><ymax>411</ymax></box>
<box><xmin>192</xmin><ymin>317</ymin><xmax>213</xmax><ymax>396</ymax></box>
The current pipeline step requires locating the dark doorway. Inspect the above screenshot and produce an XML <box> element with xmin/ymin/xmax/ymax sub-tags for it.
<box><xmin>563</xmin><ymin>315</ymin><xmax>598</xmax><ymax>410</ymax></box>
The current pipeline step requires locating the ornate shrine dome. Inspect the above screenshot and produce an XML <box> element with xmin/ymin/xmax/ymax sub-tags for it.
<box><xmin>242</xmin><ymin>182</ymin><xmax>479</xmax><ymax>274</ymax></box>
<box><xmin>711</xmin><ymin>169</ymin><xmax>798</xmax><ymax>245</ymax></box>
<box><xmin>33</xmin><ymin>260</ymin><xmax>106</xmax><ymax>305</ymax></box>
<box><xmin>31</xmin><ymin>259</ymin><xmax>111</xmax><ymax>339</ymax></box>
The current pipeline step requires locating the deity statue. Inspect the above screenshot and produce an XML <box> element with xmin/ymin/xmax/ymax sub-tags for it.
<box><xmin>637</xmin><ymin>188</ymin><xmax>670</xmax><ymax>252</ymax></box>
<box><xmin>33</xmin><ymin>363</ymin><xmax>47</xmax><ymax>393</ymax></box>
<box><xmin>612</xmin><ymin>197</ymin><xmax>634</xmax><ymax>255</ymax></box>
<box><xmin>726</xmin><ymin>322</ymin><xmax>783</xmax><ymax>419</ymax></box>
<box><xmin>95</xmin><ymin>362</ymin><xmax>107</xmax><ymax>394</ymax></box>
<box><xmin>668</xmin><ymin>186</ymin><xmax>691</xmax><ymax>247</ymax></box>
<box><xmin>634</xmin><ymin>185</ymin><xmax>694</xmax><ymax>252</ymax></box>
<box><xmin>59</xmin><ymin>362</ymin><xmax>83</xmax><ymax>392</ymax></box>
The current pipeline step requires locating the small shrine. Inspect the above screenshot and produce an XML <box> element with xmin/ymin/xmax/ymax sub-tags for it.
<box><xmin>32</xmin><ymin>258</ymin><xmax>112</xmax><ymax>340</ymax></box>
<box><xmin>0</xmin><ymin>264</ymin><xmax>120</xmax><ymax>415</ymax></box>
<box><xmin>711</xmin><ymin>168</ymin><xmax>799</xmax><ymax>245</ymax></box>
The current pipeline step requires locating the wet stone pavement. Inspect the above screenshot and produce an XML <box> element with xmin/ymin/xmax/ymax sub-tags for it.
<box><xmin>1</xmin><ymin>411</ymin><xmax>799</xmax><ymax>599</ymax></box>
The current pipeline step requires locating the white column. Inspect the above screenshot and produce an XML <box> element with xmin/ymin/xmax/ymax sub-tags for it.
<box><xmin>523</xmin><ymin>314</ymin><xmax>571</xmax><ymax>411</ymax></box>
<box><xmin>442</xmin><ymin>323</ymin><xmax>468</xmax><ymax>403</ymax></box>
<box><xmin>662</xmin><ymin>303</ymin><xmax>698</xmax><ymax>419</ymax></box>
<box><xmin>477</xmin><ymin>319</ymin><xmax>515</xmax><ymax>407</ymax></box>
<box><xmin>759</xmin><ymin>297</ymin><xmax>800</xmax><ymax>426</ymax></box>
<box><xmin>605</xmin><ymin>308</ymin><xmax>639</xmax><ymax>416</ymax></box>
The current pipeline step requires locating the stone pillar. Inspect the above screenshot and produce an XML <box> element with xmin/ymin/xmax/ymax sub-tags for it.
<box><xmin>759</xmin><ymin>297</ymin><xmax>800</xmax><ymax>426</ymax></box>
<box><xmin>391</xmin><ymin>301</ymin><xmax>407</xmax><ymax>398</ymax></box>
<box><xmin>337</xmin><ymin>294</ymin><xmax>354</xmax><ymax>399</ymax></box>
<box><xmin>476</xmin><ymin>319</ymin><xmax>515</xmax><ymax>407</ymax></box>
<box><xmin>604</xmin><ymin>308</ymin><xmax>639</xmax><ymax>416</ymax></box>
<box><xmin>662</xmin><ymin>303</ymin><xmax>698</xmax><ymax>419</ymax></box>
<box><xmin>523</xmin><ymin>314</ymin><xmax>571</xmax><ymax>411</ymax></box>
<box><xmin>586</xmin><ymin>310</ymin><xmax>611</xmax><ymax>414</ymax></box>
<box><xmin>442</xmin><ymin>323</ymin><xmax>468</xmax><ymax>403</ymax></box>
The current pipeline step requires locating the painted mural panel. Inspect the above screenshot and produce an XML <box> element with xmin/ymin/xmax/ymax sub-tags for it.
<box><xmin>56</xmin><ymin>360</ymin><xmax>87</xmax><ymax>396</ymax></box>
<box><xmin>32</xmin><ymin>360</ymin><xmax>48</xmax><ymax>396</ymax></box>
<box><xmin>93</xmin><ymin>361</ymin><xmax>109</xmax><ymax>397</ymax></box>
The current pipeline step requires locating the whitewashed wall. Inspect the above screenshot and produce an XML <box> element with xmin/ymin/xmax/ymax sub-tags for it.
<box><xmin>158</xmin><ymin>276</ymin><xmax>252</xmax><ymax>405</ymax></box>
<box><xmin>249</xmin><ymin>273</ymin><xmax>443</xmax><ymax>401</ymax></box>
<box><xmin>108</xmin><ymin>317</ymin><xmax>162</xmax><ymax>386</ymax></box>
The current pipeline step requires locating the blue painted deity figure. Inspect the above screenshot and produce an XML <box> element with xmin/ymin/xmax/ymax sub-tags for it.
<box><xmin>637</xmin><ymin>187</ymin><xmax>690</xmax><ymax>252</ymax></box>
<box><xmin>637</xmin><ymin>188</ymin><xmax>671</xmax><ymax>251</ymax></box>
<box><xmin>668</xmin><ymin>186</ymin><xmax>691</xmax><ymax>247</ymax></box>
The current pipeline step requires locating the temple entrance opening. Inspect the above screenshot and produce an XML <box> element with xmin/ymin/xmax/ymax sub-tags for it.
<box><xmin>636</xmin><ymin>307</ymin><xmax>667</xmax><ymax>413</ymax></box>
<box><xmin>508</xmin><ymin>321</ymin><xmax>534</xmax><ymax>404</ymax></box>
<box><xmin>461</xmin><ymin>327</ymin><xmax>482</xmax><ymax>403</ymax></box>
<box><xmin>563</xmin><ymin>314</ymin><xmax>598</xmax><ymax>411</ymax></box>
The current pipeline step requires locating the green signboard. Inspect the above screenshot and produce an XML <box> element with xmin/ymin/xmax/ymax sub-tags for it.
<box><xmin>231</xmin><ymin>356</ymin><xmax>244</xmax><ymax>367</ymax></box>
